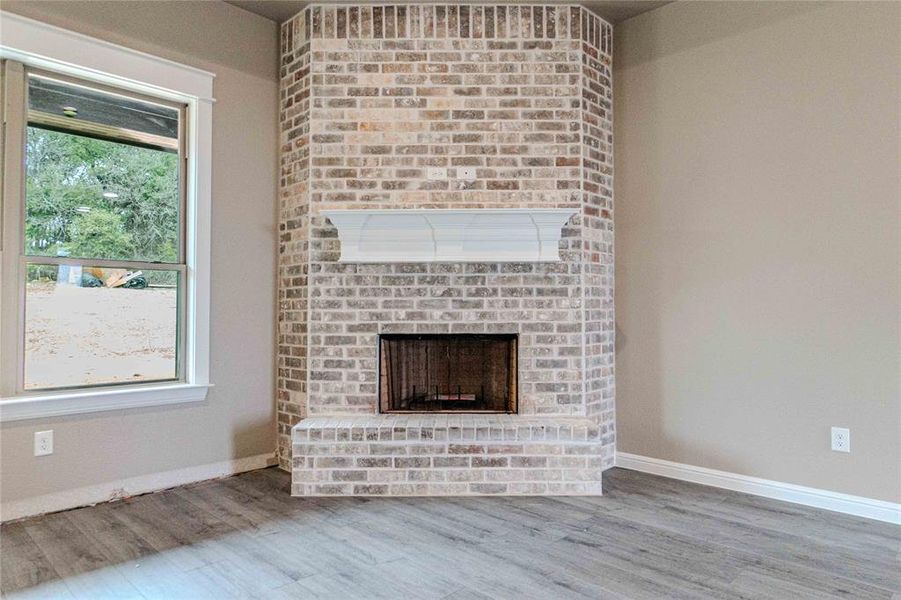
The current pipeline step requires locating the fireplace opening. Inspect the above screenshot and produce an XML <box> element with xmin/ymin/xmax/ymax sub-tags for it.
<box><xmin>379</xmin><ymin>334</ymin><xmax>517</xmax><ymax>413</ymax></box>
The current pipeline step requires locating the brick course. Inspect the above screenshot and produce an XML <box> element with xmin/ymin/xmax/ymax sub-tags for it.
<box><xmin>279</xmin><ymin>4</ymin><xmax>614</xmax><ymax>494</ymax></box>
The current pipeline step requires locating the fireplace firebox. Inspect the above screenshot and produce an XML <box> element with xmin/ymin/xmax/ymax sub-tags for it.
<box><xmin>379</xmin><ymin>334</ymin><xmax>517</xmax><ymax>413</ymax></box>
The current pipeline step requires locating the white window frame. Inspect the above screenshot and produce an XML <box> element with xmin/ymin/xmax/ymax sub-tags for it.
<box><xmin>0</xmin><ymin>13</ymin><xmax>214</xmax><ymax>421</ymax></box>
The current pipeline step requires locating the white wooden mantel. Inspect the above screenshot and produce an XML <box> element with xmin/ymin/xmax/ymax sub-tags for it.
<box><xmin>321</xmin><ymin>208</ymin><xmax>578</xmax><ymax>263</ymax></box>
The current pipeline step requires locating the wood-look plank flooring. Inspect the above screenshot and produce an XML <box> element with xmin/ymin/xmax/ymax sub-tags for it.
<box><xmin>1</xmin><ymin>467</ymin><xmax>899</xmax><ymax>599</ymax></box>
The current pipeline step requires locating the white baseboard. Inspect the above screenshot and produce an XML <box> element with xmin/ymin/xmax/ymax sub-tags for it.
<box><xmin>615</xmin><ymin>452</ymin><xmax>900</xmax><ymax>525</ymax></box>
<box><xmin>1</xmin><ymin>452</ymin><xmax>277</xmax><ymax>523</ymax></box>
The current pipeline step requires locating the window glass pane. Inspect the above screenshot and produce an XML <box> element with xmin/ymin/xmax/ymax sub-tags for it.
<box><xmin>24</xmin><ymin>263</ymin><xmax>180</xmax><ymax>390</ymax></box>
<box><xmin>25</xmin><ymin>75</ymin><xmax>180</xmax><ymax>263</ymax></box>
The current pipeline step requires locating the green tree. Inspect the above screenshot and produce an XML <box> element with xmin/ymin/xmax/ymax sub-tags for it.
<box><xmin>67</xmin><ymin>209</ymin><xmax>134</xmax><ymax>259</ymax></box>
<box><xmin>25</xmin><ymin>127</ymin><xmax>179</xmax><ymax>263</ymax></box>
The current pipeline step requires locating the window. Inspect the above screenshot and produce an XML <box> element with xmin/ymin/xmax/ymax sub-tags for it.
<box><xmin>1</xmin><ymin>14</ymin><xmax>213</xmax><ymax>420</ymax></box>
<box><xmin>15</xmin><ymin>70</ymin><xmax>186</xmax><ymax>391</ymax></box>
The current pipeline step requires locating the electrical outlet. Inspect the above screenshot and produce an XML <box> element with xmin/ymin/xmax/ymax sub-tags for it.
<box><xmin>34</xmin><ymin>430</ymin><xmax>53</xmax><ymax>456</ymax></box>
<box><xmin>458</xmin><ymin>167</ymin><xmax>477</xmax><ymax>181</ymax></box>
<box><xmin>830</xmin><ymin>427</ymin><xmax>850</xmax><ymax>453</ymax></box>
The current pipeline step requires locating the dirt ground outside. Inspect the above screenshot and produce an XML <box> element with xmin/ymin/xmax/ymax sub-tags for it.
<box><xmin>24</xmin><ymin>281</ymin><xmax>177</xmax><ymax>390</ymax></box>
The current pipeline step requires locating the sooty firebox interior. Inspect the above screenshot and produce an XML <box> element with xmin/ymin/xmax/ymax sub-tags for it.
<box><xmin>379</xmin><ymin>334</ymin><xmax>517</xmax><ymax>413</ymax></box>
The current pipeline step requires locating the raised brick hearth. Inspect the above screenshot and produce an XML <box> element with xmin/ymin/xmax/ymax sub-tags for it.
<box><xmin>279</xmin><ymin>4</ymin><xmax>615</xmax><ymax>496</ymax></box>
<box><xmin>293</xmin><ymin>415</ymin><xmax>606</xmax><ymax>496</ymax></box>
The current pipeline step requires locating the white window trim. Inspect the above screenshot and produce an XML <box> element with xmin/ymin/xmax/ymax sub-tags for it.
<box><xmin>0</xmin><ymin>12</ymin><xmax>214</xmax><ymax>422</ymax></box>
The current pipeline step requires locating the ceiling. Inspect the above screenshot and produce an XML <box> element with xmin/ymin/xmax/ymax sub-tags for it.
<box><xmin>224</xmin><ymin>1</ymin><xmax>671</xmax><ymax>25</ymax></box>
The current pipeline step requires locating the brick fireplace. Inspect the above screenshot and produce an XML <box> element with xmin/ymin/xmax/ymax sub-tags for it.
<box><xmin>278</xmin><ymin>4</ymin><xmax>614</xmax><ymax>495</ymax></box>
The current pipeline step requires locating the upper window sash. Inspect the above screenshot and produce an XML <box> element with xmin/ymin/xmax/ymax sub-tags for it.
<box><xmin>22</xmin><ymin>67</ymin><xmax>188</xmax><ymax>267</ymax></box>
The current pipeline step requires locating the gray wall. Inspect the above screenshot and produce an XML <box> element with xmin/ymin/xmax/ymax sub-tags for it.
<box><xmin>0</xmin><ymin>1</ymin><xmax>279</xmax><ymax>504</ymax></box>
<box><xmin>615</xmin><ymin>1</ymin><xmax>900</xmax><ymax>503</ymax></box>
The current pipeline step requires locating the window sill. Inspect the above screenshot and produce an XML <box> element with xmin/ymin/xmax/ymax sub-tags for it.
<box><xmin>0</xmin><ymin>383</ymin><xmax>211</xmax><ymax>422</ymax></box>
